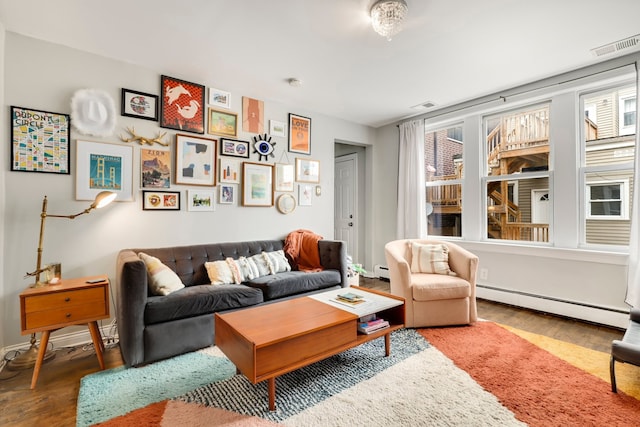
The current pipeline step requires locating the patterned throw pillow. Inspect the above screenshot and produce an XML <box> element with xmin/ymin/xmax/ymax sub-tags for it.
<box><xmin>205</xmin><ymin>258</ymin><xmax>240</xmax><ymax>285</ymax></box>
<box><xmin>265</xmin><ymin>250</ymin><xmax>292</xmax><ymax>273</ymax></box>
<box><xmin>410</xmin><ymin>243</ymin><xmax>457</xmax><ymax>276</ymax></box>
<box><xmin>234</xmin><ymin>256</ymin><xmax>259</xmax><ymax>282</ymax></box>
<box><xmin>249</xmin><ymin>253</ymin><xmax>273</xmax><ymax>277</ymax></box>
<box><xmin>138</xmin><ymin>252</ymin><xmax>185</xmax><ymax>295</ymax></box>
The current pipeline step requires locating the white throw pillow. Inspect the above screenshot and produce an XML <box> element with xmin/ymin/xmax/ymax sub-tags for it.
<box><xmin>249</xmin><ymin>253</ymin><xmax>273</xmax><ymax>277</ymax></box>
<box><xmin>205</xmin><ymin>258</ymin><xmax>240</xmax><ymax>285</ymax></box>
<box><xmin>265</xmin><ymin>250</ymin><xmax>292</xmax><ymax>273</ymax></box>
<box><xmin>234</xmin><ymin>256</ymin><xmax>259</xmax><ymax>282</ymax></box>
<box><xmin>138</xmin><ymin>252</ymin><xmax>185</xmax><ymax>295</ymax></box>
<box><xmin>410</xmin><ymin>243</ymin><xmax>456</xmax><ymax>276</ymax></box>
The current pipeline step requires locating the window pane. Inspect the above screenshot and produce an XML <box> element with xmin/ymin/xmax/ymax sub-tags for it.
<box><xmin>590</xmin><ymin>184</ymin><xmax>620</xmax><ymax>200</ymax></box>
<box><xmin>426</xmin><ymin>183</ymin><xmax>462</xmax><ymax>237</ymax></box>
<box><xmin>590</xmin><ymin>201</ymin><xmax>621</xmax><ymax>216</ymax></box>
<box><xmin>486</xmin><ymin>105</ymin><xmax>549</xmax><ymax>175</ymax></box>
<box><xmin>486</xmin><ymin>177</ymin><xmax>549</xmax><ymax>242</ymax></box>
<box><xmin>425</xmin><ymin>124</ymin><xmax>463</xmax><ymax>237</ymax></box>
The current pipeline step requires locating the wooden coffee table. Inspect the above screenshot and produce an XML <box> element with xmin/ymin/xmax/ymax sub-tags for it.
<box><xmin>215</xmin><ymin>286</ymin><xmax>405</xmax><ymax>411</ymax></box>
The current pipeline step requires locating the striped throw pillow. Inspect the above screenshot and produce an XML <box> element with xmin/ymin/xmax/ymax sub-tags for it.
<box><xmin>138</xmin><ymin>252</ymin><xmax>185</xmax><ymax>295</ymax></box>
<box><xmin>410</xmin><ymin>243</ymin><xmax>456</xmax><ymax>276</ymax></box>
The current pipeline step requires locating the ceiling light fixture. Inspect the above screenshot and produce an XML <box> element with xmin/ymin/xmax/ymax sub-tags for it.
<box><xmin>288</xmin><ymin>78</ymin><xmax>302</xmax><ymax>87</ymax></box>
<box><xmin>370</xmin><ymin>0</ymin><xmax>408</xmax><ymax>41</ymax></box>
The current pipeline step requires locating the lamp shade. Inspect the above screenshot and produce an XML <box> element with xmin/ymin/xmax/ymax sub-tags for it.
<box><xmin>91</xmin><ymin>191</ymin><xmax>117</xmax><ymax>209</ymax></box>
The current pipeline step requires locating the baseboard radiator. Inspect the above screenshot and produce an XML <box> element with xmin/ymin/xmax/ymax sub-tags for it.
<box><xmin>374</xmin><ymin>265</ymin><xmax>390</xmax><ymax>280</ymax></box>
<box><xmin>477</xmin><ymin>284</ymin><xmax>629</xmax><ymax>329</ymax></box>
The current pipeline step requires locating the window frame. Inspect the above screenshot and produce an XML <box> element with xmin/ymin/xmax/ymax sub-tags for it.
<box><xmin>585</xmin><ymin>179</ymin><xmax>629</xmax><ymax>220</ymax></box>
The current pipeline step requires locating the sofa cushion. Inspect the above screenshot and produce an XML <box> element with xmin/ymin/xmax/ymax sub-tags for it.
<box><xmin>247</xmin><ymin>270</ymin><xmax>341</xmax><ymax>300</ymax></box>
<box><xmin>411</xmin><ymin>273</ymin><xmax>470</xmax><ymax>302</ymax></box>
<box><xmin>138</xmin><ymin>252</ymin><xmax>185</xmax><ymax>296</ymax></box>
<box><xmin>410</xmin><ymin>242</ymin><xmax>456</xmax><ymax>276</ymax></box>
<box><xmin>144</xmin><ymin>284</ymin><xmax>263</xmax><ymax>325</ymax></box>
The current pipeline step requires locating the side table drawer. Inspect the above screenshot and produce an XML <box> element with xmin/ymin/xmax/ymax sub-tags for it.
<box><xmin>24</xmin><ymin>300</ymin><xmax>108</xmax><ymax>331</ymax></box>
<box><xmin>24</xmin><ymin>287</ymin><xmax>105</xmax><ymax>313</ymax></box>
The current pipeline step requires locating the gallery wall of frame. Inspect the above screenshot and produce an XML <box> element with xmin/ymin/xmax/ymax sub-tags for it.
<box><xmin>9</xmin><ymin>71</ymin><xmax>323</xmax><ymax>218</ymax></box>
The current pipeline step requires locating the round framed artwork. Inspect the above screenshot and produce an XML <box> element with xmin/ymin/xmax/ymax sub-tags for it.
<box><xmin>276</xmin><ymin>193</ymin><xmax>296</xmax><ymax>214</ymax></box>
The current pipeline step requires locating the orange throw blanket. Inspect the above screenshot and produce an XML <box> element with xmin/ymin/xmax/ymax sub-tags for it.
<box><xmin>284</xmin><ymin>229</ymin><xmax>324</xmax><ymax>272</ymax></box>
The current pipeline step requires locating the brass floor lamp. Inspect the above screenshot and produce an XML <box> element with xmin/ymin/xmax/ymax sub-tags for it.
<box><xmin>7</xmin><ymin>191</ymin><xmax>117</xmax><ymax>370</ymax></box>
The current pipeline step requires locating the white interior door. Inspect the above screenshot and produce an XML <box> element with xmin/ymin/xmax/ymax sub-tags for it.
<box><xmin>335</xmin><ymin>154</ymin><xmax>358</xmax><ymax>261</ymax></box>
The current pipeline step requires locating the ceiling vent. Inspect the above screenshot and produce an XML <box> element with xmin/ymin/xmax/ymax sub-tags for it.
<box><xmin>411</xmin><ymin>101</ymin><xmax>436</xmax><ymax>110</ymax></box>
<box><xmin>591</xmin><ymin>34</ymin><xmax>640</xmax><ymax>57</ymax></box>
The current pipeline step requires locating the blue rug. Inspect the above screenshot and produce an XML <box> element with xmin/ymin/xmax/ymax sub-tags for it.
<box><xmin>76</xmin><ymin>348</ymin><xmax>236</xmax><ymax>427</ymax></box>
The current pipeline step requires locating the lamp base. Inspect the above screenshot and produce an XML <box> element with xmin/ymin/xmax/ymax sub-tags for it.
<box><xmin>6</xmin><ymin>339</ymin><xmax>55</xmax><ymax>370</ymax></box>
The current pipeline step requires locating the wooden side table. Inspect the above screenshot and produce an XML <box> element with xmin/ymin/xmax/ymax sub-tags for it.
<box><xmin>18</xmin><ymin>275</ymin><xmax>110</xmax><ymax>389</ymax></box>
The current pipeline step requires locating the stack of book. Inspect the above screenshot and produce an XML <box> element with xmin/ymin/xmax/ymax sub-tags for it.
<box><xmin>357</xmin><ymin>316</ymin><xmax>390</xmax><ymax>334</ymax></box>
<box><xmin>335</xmin><ymin>292</ymin><xmax>366</xmax><ymax>307</ymax></box>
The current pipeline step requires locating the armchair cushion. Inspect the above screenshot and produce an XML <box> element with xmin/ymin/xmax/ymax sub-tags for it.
<box><xmin>410</xmin><ymin>242</ymin><xmax>456</xmax><ymax>276</ymax></box>
<box><xmin>411</xmin><ymin>273</ymin><xmax>471</xmax><ymax>301</ymax></box>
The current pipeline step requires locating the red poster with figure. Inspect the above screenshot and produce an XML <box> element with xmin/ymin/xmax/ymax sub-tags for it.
<box><xmin>160</xmin><ymin>75</ymin><xmax>205</xmax><ymax>134</ymax></box>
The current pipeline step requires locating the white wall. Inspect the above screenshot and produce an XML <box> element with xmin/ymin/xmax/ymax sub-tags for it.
<box><xmin>1</xmin><ymin>32</ymin><xmax>374</xmax><ymax>349</ymax></box>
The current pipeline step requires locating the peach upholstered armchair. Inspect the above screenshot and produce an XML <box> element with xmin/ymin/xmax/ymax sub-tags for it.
<box><xmin>384</xmin><ymin>239</ymin><xmax>478</xmax><ymax>328</ymax></box>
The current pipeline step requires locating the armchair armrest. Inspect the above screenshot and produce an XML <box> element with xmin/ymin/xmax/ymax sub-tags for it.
<box><xmin>446</xmin><ymin>243</ymin><xmax>479</xmax><ymax>286</ymax></box>
<box><xmin>116</xmin><ymin>249</ymin><xmax>149</xmax><ymax>366</ymax></box>
<box><xmin>384</xmin><ymin>241</ymin><xmax>413</xmax><ymax>299</ymax></box>
<box><xmin>318</xmin><ymin>240</ymin><xmax>348</xmax><ymax>287</ymax></box>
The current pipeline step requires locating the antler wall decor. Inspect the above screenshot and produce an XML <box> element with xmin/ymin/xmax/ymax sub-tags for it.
<box><xmin>120</xmin><ymin>127</ymin><xmax>169</xmax><ymax>146</ymax></box>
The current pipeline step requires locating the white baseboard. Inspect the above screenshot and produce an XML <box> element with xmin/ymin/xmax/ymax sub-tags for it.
<box><xmin>1</xmin><ymin>323</ymin><xmax>117</xmax><ymax>363</ymax></box>
<box><xmin>477</xmin><ymin>285</ymin><xmax>629</xmax><ymax>329</ymax></box>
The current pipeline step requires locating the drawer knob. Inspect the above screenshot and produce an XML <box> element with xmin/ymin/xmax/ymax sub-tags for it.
<box><xmin>65</xmin><ymin>297</ymin><xmax>71</xmax><ymax>302</ymax></box>
<box><xmin>65</xmin><ymin>313</ymin><xmax>71</xmax><ymax>318</ymax></box>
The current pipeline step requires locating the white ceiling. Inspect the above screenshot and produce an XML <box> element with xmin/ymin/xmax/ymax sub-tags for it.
<box><xmin>1</xmin><ymin>0</ymin><xmax>640</xmax><ymax>128</ymax></box>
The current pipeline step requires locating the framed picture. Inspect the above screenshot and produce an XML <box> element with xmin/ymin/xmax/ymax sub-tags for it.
<box><xmin>121</xmin><ymin>88</ymin><xmax>158</xmax><ymax>121</ymax></box>
<box><xmin>142</xmin><ymin>190</ymin><xmax>180</xmax><ymax>210</ymax></box>
<box><xmin>208</xmin><ymin>108</ymin><xmax>238</xmax><ymax>137</ymax></box>
<box><xmin>269</xmin><ymin>119</ymin><xmax>286</xmax><ymax>138</ymax></box>
<box><xmin>160</xmin><ymin>75</ymin><xmax>205</xmax><ymax>134</ymax></box>
<box><xmin>219</xmin><ymin>157</ymin><xmax>240</xmax><ymax>183</ymax></box>
<box><xmin>11</xmin><ymin>106</ymin><xmax>70</xmax><ymax>174</ymax></box>
<box><xmin>141</xmin><ymin>148</ymin><xmax>171</xmax><ymax>188</ymax></box>
<box><xmin>288</xmin><ymin>113</ymin><xmax>311</xmax><ymax>154</ymax></box>
<box><xmin>275</xmin><ymin>163</ymin><xmax>294</xmax><ymax>192</ymax></box>
<box><xmin>175</xmin><ymin>134</ymin><xmax>216</xmax><ymax>186</ymax></box>
<box><xmin>276</xmin><ymin>193</ymin><xmax>296</xmax><ymax>214</ymax></box>
<box><xmin>76</xmin><ymin>140</ymin><xmax>133</xmax><ymax>201</ymax></box>
<box><xmin>242</xmin><ymin>96</ymin><xmax>264</xmax><ymax>133</ymax></box>
<box><xmin>219</xmin><ymin>138</ymin><xmax>250</xmax><ymax>158</ymax></box>
<box><xmin>187</xmin><ymin>189</ymin><xmax>215</xmax><ymax>212</ymax></box>
<box><xmin>219</xmin><ymin>184</ymin><xmax>236</xmax><ymax>205</ymax></box>
<box><xmin>298</xmin><ymin>184</ymin><xmax>313</xmax><ymax>206</ymax></box>
<box><xmin>242</xmin><ymin>162</ymin><xmax>273</xmax><ymax>207</ymax></box>
<box><xmin>209</xmin><ymin>87</ymin><xmax>231</xmax><ymax>109</ymax></box>
<box><xmin>295</xmin><ymin>158</ymin><xmax>320</xmax><ymax>183</ymax></box>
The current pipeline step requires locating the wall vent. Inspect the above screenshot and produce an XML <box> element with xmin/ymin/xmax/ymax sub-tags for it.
<box><xmin>591</xmin><ymin>34</ymin><xmax>640</xmax><ymax>57</ymax></box>
<box><xmin>374</xmin><ymin>264</ymin><xmax>390</xmax><ymax>280</ymax></box>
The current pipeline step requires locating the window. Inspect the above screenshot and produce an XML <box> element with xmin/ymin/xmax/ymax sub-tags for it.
<box><xmin>483</xmin><ymin>104</ymin><xmax>551</xmax><ymax>243</ymax></box>
<box><xmin>424</xmin><ymin>123</ymin><xmax>463</xmax><ymax>237</ymax></box>
<box><xmin>581</xmin><ymin>82</ymin><xmax>636</xmax><ymax>246</ymax></box>
<box><xmin>586</xmin><ymin>181</ymin><xmax>627</xmax><ymax>219</ymax></box>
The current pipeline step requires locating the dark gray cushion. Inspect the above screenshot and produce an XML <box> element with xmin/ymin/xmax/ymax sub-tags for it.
<box><xmin>247</xmin><ymin>270</ymin><xmax>341</xmax><ymax>300</ymax></box>
<box><xmin>144</xmin><ymin>284</ymin><xmax>263</xmax><ymax>325</ymax></box>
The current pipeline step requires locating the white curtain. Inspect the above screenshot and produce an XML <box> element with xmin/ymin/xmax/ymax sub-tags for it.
<box><xmin>626</xmin><ymin>62</ymin><xmax>640</xmax><ymax>308</ymax></box>
<box><xmin>396</xmin><ymin>119</ymin><xmax>427</xmax><ymax>239</ymax></box>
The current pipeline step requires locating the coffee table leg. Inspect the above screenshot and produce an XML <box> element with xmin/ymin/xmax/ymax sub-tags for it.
<box><xmin>268</xmin><ymin>377</ymin><xmax>276</xmax><ymax>411</ymax></box>
<box><xmin>385</xmin><ymin>333</ymin><xmax>391</xmax><ymax>356</ymax></box>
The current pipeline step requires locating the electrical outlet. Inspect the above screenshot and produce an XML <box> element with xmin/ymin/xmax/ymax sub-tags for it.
<box><xmin>479</xmin><ymin>268</ymin><xmax>489</xmax><ymax>280</ymax></box>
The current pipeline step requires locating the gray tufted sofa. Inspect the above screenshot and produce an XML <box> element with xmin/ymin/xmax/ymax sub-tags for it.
<box><xmin>116</xmin><ymin>239</ymin><xmax>347</xmax><ymax>367</ymax></box>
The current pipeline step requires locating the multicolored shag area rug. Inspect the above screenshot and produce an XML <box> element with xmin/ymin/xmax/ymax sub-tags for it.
<box><xmin>77</xmin><ymin>323</ymin><xmax>640</xmax><ymax>426</ymax></box>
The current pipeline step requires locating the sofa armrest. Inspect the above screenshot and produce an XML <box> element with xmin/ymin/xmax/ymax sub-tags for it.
<box><xmin>318</xmin><ymin>240</ymin><xmax>348</xmax><ymax>287</ymax></box>
<box><xmin>116</xmin><ymin>249</ymin><xmax>148</xmax><ymax>366</ymax></box>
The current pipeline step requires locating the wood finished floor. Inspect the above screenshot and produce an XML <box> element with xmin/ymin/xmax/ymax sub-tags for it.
<box><xmin>0</xmin><ymin>278</ymin><xmax>624</xmax><ymax>426</ymax></box>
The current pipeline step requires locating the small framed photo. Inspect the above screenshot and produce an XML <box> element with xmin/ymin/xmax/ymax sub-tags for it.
<box><xmin>142</xmin><ymin>190</ymin><xmax>180</xmax><ymax>210</ymax></box>
<box><xmin>175</xmin><ymin>134</ymin><xmax>217</xmax><ymax>186</ymax></box>
<box><xmin>160</xmin><ymin>75</ymin><xmax>205</xmax><ymax>134</ymax></box>
<box><xmin>219</xmin><ymin>184</ymin><xmax>236</xmax><ymax>205</ymax></box>
<box><xmin>209</xmin><ymin>87</ymin><xmax>231</xmax><ymax>109</ymax></box>
<box><xmin>187</xmin><ymin>189</ymin><xmax>215</xmax><ymax>212</ymax></box>
<box><xmin>208</xmin><ymin>108</ymin><xmax>238</xmax><ymax>137</ymax></box>
<box><xmin>275</xmin><ymin>163</ymin><xmax>294</xmax><ymax>192</ymax></box>
<box><xmin>288</xmin><ymin>113</ymin><xmax>311</xmax><ymax>154</ymax></box>
<box><xmin>141</xmin><ymin>148</ymin><xmax>171</xmax><ymax>188</ymax></box>
<box><xmin>121</xmin><ymin>88</ymin><xmax>158</xmax><ymax>121</ymax></box>
<box><xmin>269</xmin><ymin>120</ymin><xmax>286</xmax><ymax>138</ymax></box>
<box><xmin>299</xmin><ymin>184</ymin><xmax>313</xmax><ymax>206</ymax></box>
<box><xmin>219</xmin><ymin>157</ymin><xmax>240</xmax><ymax>183</ymax></box>
<box><xmin>11</xmin><ymin>106</ymin><xmax>70</xmax><ymax>174</ymax></box>
<box><xmin>242</xmin><ymin>162</ymin><xmax>274</xmax><ymax>207</ymax></box>
<box><xmin>220</xmin><ymin>138</ymin><xmax>250</xmax><ymax>158</ymax></box>
<box><xmin>76</xmin><ymin>140</ymin><xmax>133</xmax><ymax>201</ymax></box>
<box><xmin>295</xmin><ymin>158</ymin><xmax>320</xmax><ymax>183</ymax></box>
